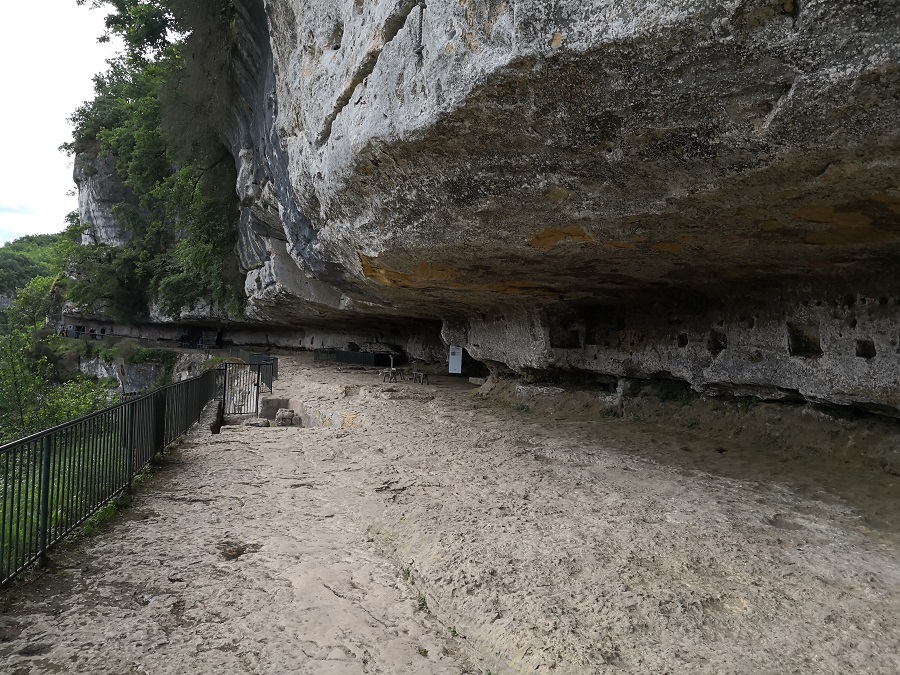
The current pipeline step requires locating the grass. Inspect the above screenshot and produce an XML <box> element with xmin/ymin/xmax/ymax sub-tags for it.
<box><xmin>401</xmin><ymin>565</ymin><xmax>411</xmax><ymax>581</ymax></box>
<box><xmin>417</xmin><ymin>647</ymin><xmax>428</xmax><ymax>657</ymax></box>
<box><xmin>417</xmin><ymin>593</ymin><xmax>428</xmax><ymax>611</ymax></box>
<box><xmin>2</xmin><ymin>429</ymin><xmax>128</xmax><ymax>574</ymax></box>
<box><xmin>79</xmin><ymin>493</ymin><xmax>133</xmax><ymax>538</ymax></box>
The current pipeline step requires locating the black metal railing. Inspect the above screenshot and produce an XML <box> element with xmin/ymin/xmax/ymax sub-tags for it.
<box><xmin>0</xmin><ymin>368</ymin><xmax>222</xmax><ymax>588</ymax></box>
<box><xmin>226</xmin><ymin>348</ymin><xmax>279</xmax><ymax>380</ymax></box>
<box><xmin>313</xmin><ymin>348</ymin><xmax>337</xmax><ymax>362</ymax></box>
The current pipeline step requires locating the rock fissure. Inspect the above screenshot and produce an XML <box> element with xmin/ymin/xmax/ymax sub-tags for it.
<box><xmin>316</xmin><ymin>0</ymin><xmax>424</xmax><ymax>148</ymax></box>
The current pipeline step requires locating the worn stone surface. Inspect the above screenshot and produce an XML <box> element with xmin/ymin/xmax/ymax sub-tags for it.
<box><xmin>5</xmin><ymin>354</ymin><xmax>899</xmax><ymax>674</ymax></box>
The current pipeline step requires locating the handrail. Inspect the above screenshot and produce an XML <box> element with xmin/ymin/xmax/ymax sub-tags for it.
<box><xmin>1</xmin><ymin>368</ymin><xmax>224</xmax><ymax>588</ymax></box>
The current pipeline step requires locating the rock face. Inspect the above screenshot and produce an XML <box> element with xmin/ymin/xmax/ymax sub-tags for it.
<box><xmin>74</xmin><ymin>154</ymin><xmax>133</xmax><ymax>247</ymax></box>
<box><xmin>78</xmin><ymin>357</ymin><xmax>162</xmax><ymax>395</ymax></box>
<box><xmin>85</xmin><ymin>0</ymin><xmax>900</xmax><ymax>413</ymax></box>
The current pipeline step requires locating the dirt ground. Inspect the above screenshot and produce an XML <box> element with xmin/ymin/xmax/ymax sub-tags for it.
<box><xmin>2</xmin><ymin>353</ymin><xmax>899</xmax><ymax>674</ymax></box>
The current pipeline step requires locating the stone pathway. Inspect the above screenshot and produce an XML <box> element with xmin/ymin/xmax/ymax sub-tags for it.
<box><xmin>2</xmin><ymin>353</ymin><xmax>899</xmax><ymax>674</ymax></box>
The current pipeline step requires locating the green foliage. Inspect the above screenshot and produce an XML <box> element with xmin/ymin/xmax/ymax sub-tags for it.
<box><xmin>0</xmin><ymin>235</ymin><xmax>60</xmax><ymax>297</ymax></box>
<box><xmin>199</xmin><ymin>355</ymin><xmax>228</xmax><ymax>372</ymax></box>
<box><xmin>0</xmin><ymin>329</ymin><xmax>115</xmax><ymax>444</ymax></box>
<box><xmin>0</xmin><ymin>268</ymin><xmax>117</xmax><ymax>443</ymax></box>
<box><xmin>62</xmin><ymin>0</ymin><xmax>243</xmax><ymax>322</ymax></box>
<box><xmin>0</xmin><ymin>234</ymin><xmax>61</xmax><ymax>308</ymax></box>
<box><xmin>1</xmin><ymin>233</ymin><xmax>62</xmax><ymax>267</ymax></box>
<box><xmin>6</xmin><ymin>276</ymin><xmax>60</xmax><ymax>332</ymax></box>
<box><xmin>0</xmin><ymin>252</ymin><xmax>45</xmax><ymax>300</ymax></box>
<box><xmin>64</xmin><ymin>240</ymin><xmax>146</xmax><ymax>323</ymax></box>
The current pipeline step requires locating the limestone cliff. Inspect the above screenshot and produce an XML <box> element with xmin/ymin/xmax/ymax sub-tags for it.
<box><xmin>84</xmin><ymin>0</ymin><xmax>900</xmax><ymax>413</ymax></box>
<box><xmin>74</xmin><ymin>153</ymin><xmax>133</xmax><ymax>247</ymax></box>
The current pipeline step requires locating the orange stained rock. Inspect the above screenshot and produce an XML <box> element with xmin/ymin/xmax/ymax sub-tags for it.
<box><xmin>758</xmin><ymin>220</ymin><xmax>785</xmax><ymax>232</ymax></box>
<box><xmin>359</xmin><ymin>256</ymin><xmax>456</xmax><ymax>288</ymax></box>
<box><xmin>359</xmin><ymin>255</ymin><xmax>559</xmax><ymax>297</ymax></box>
<box><xmin>802</xmin><ymin>224</ymin><xmax>897</xmax><ymax>245</ymax></box>
<box><xmin>786</xmin><ymin>204</ymin><xmax>900</xmax><ymax>245</ymax></box>
<box><xmin>867</xmin><ymin>194</ymin><xmax>900</xmax><ymax>214</ymax></box>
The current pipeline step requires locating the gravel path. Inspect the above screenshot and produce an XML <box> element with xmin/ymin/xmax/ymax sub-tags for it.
<box><xmin>2</xmin><ymin>354</ymin><xmax>899</xmax><ymax>674</ymax></box>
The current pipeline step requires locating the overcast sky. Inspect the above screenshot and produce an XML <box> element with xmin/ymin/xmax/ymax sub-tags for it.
<box><xmin>0</xmin><ymin>2</ymin><xmax>121</xmax><ymax>245</ymax></box>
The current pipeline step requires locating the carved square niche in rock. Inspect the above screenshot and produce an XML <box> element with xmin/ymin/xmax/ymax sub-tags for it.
<box><xmin>855</xmin><ymin>339</ymin><xmax>876</xmax><ymax>359</ymax></box>
<box><xmin>787</xmin><ymin>323</ymin><xmax>823</xmax><ymax>358</ymax></box>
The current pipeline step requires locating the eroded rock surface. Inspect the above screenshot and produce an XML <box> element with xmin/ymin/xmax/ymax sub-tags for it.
<box><xmin>3</xmin><ymin>355</ymin><xmax>898</xmax><ymax>673</ymax></box>
<box><xmin>74</xmin><ymin>153</ymin><xmax>133</xmax><ymax>247</ymax></box>
<box><xmin>80</xmin><ymin>0</ymin><xmax>900</xmax><ymax>412</ymax></box>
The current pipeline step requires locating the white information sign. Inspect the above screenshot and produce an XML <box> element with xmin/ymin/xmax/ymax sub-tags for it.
<box><xmin>448</xmin><ymin>345</ymin><xmax>463</xmax><ymax>374</ymax></box>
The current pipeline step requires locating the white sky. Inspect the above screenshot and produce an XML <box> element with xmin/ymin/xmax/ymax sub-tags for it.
<box><xmin>0</xmin><ymin>2</ymin><xmax>121</xmax><ymax>245</ymax></box>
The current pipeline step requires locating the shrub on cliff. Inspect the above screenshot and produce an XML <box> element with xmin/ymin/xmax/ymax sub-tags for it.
<box><xmin>62</xmin><ymin>0</ymin><xmax>243</xmax><ymax>321</ymax></box>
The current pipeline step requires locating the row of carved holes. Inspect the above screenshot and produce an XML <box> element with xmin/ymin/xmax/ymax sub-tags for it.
<box><xmin>673</xmin><ymin>325</ymin><xmax>879</xmax><ymax>359</ymax></box>
<box><xmin>787</xmin><ymin>324</ymin><xmax>877</xmax><ymax>359</ymax></box>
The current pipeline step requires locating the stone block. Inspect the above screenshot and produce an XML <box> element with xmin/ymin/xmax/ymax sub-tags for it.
<box><xmin>259</xmin><ymin>397</ymin><xmax>290</xmax><ymax>419</ymax></box>
<box><xmin>275</xmin><ymin>408</ymin><xmax>296</xmax><ymax>426</ymax></box>
<box><xmin>244</xmin><ymin>417</ymin><xmax>269</xmax><ymax>427</ymax></box>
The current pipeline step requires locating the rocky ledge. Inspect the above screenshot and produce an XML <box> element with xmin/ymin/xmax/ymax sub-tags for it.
<box><xmin>84</xmin><ymin>0</ymin><xmax>900</xmax><ymax>414</ymax></box>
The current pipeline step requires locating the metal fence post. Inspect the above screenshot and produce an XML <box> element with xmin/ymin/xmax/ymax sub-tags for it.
<box><xmin>155</xmin><ymin>389</ymin><xmax>168</xmax><ymax>453</ymax></box>
<box><xmin>124</xmin><ymin>404</ymin><xmax>134</xmax><ymax>494</ymax></box>
<box><xmin>255</xmin><ymin>365</ymin><xmax>261</xmax><ymax>415</ymax></box>
<box><xmin>38</xmin><ymin>436</ymin><xmax>52</xmax><ymax>568</ymax></box>
<box><xmin>223</xmin><ymin>362</ymin><xmax>231</xmax><ymax>415</ymax></box>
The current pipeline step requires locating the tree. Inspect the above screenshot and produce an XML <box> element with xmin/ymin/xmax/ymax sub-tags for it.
<box><xmin>77</xmin><ymin>0</ymin><xmax>177</xmax><ymax>61</ymax></box>
<box><xmin>6</xmin><ymin>276</ymin><xmax>58</xmax><ymax>332</ymax></box>
<box><xmin>61</xmin><ymin>1</ymin><xmax>244</xmax><ymax>321</ymax></box>
<box><xmin>0</xmin><ymin>327</ymin><xmax>114</xmax><ymax>444</ymax></box>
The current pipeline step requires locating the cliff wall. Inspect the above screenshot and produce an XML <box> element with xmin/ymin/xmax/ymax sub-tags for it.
<box><xmin>82</xmin><ymin>0</ymin><xmax>900</xmax><ymax>413</ymax></box>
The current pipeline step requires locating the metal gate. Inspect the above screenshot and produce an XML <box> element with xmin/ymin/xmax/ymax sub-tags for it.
<box><xmin>222</xmin><ymin>362</ymin><xmax>260</xmax><ymax>415</ymax></box>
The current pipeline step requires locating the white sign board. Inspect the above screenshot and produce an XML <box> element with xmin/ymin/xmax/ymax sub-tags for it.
<box><xmin>448</xmin><ymin>345</ymin><xmax>463</xmax><ymax>374</ymax></box>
